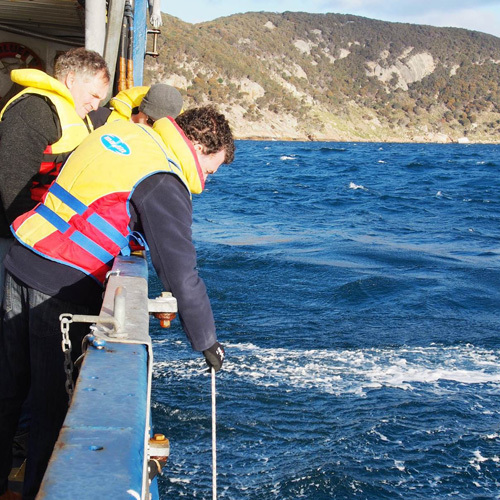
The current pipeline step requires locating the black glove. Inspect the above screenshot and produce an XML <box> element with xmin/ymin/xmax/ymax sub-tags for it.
<box><xmin>203</xmin><ymin>342</ymin><xmax>225</xmax><ymax>372</ymax></box>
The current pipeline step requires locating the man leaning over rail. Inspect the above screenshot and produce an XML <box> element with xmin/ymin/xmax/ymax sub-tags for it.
<box><xmin>0</xmin><ymin>105</ymin><xmax>234</xmax><ymax>500</ymax></box>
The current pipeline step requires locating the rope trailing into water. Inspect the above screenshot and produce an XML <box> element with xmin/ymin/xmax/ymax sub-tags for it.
<box><xmin>212</xmin><ymin>367</ymin><xmax>217</xmax><ymax>500</ymax></box>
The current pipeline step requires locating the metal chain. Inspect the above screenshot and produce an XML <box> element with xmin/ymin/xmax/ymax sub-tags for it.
<box><xmin>60</xmin><ymin>314</ymin><xmax>74</xmax><ymax>406</ymax></box>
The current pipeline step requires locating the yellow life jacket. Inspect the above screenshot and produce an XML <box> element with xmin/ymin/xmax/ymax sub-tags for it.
<box><xmin>107</xmin><ymin>86</ymin><xmax>149</xmax><ymax>122</ymax></box>
<box><xmin>0</xmin><ymin>68</ymin><xmax>90</xmax><ymax>201</ymax></box>
<box><xmin>12</xmin><ymin>118</ymin><xmax>204</xmax><ymax>283</ymax></box>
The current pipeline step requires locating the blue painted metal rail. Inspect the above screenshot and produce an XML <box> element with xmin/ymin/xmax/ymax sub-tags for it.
<box><xmin>39</xmin><ymin>254</ymin><xmax>173</xmax><ymax>499</ymax></box>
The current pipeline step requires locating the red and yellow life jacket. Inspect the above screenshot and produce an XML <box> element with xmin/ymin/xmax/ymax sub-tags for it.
<box><xmin>0</xmin><ymin>68</ymin><xmax>90</xmax><ymax>202</ymax></box>
<box><xmin>12</xmin><ymin>118</ymin><xmax>204</xmax><ymax>283</ymax></box>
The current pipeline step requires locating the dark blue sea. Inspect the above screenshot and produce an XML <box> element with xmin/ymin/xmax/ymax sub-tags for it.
<box><xmin>150</xmin><ymin>141</ymin><xmax>500</xmax><ymax>499</ymax></box>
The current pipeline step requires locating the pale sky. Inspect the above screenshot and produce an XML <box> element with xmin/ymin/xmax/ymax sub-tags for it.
<box><xmin>160</xmin><ymin>0</ymin><xmax>500</xmax><ymax>38</ymax></box>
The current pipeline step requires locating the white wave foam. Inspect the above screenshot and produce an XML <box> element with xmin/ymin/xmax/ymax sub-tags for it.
<box><xmin>436</xmin><ymin>190</ymin><xmax>452</xmax><ymax>199</ymax></box>
<box><xmin>469</xmin><ymin>450</ymin><xmax>500</xmax><ymax>471</ymax></box>
<box><xmin>394</xmin><ymin>460</ymin><xmax>405</xmax><ymax>471</ymax></box>
<box><xmin>486</xmin><ymin>433</ymin><xmax>499</xmax><ymax>439</ymax></box>
<box><xmin>349</xmin><ymin>182</ymin><xmax>367</xmax><ymax>190</ymax></box>
<box><xmin>280</xmin><ymin>155</ymin><xmax>296</xmax><ymax>161</ymax></box>
<box><xmin>168</xmin><ymin>478</ymin><xmax>192</xmax><ymax>484</ymax></box>
<box><xmin>154</xmin><ymin>343</ymin><xmax>500</xmax><ymax>397</ymax></box>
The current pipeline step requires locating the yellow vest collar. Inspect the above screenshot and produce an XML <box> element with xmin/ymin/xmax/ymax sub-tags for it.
<box><xmin>10</xmin><ymin>68</ymin><xmax>75</xmax><ymax>107</ymax></box>
<box><xmin>109</xmin><ymin>86</ymin><xmax>149</xmax><ymax>121</ymax></box>
<box><xmin>153</xmin><ymin>117</ymin><xmax>205</xmax><ymax>194</ymax></box>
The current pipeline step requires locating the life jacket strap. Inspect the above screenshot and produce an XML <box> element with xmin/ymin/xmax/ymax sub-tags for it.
<box><xmin>127</xmin><ymin>231</ymin><xmax>149</xmax><ymax>253</ymax></box>
<box><xmin>33</xmin><ymin>182</ymin><xmax>131</xmax><ymax>263</ymax></box>
<box><xmin>35</xmin><ymin>204</ymin><xmax>115</xmax><ymax>265</ymax></box>
<box><xmin>49</xmin><ymin>183</ymin><xmax>130</xmax><ymax>252</ymax></box>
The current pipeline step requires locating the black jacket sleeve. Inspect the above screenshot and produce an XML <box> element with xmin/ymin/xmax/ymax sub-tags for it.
<box><xmin>0</xmin><ymin>95</ymin><xmax>60</xmax><ymax>236</ymax></box>
<box><xmin>87</xmin><ymin>107</ymin><xmax>112</xmax><ymax>129</ymax></box>
<box><xmin>129</xmin><ymin>173</ymin><xmax>217</xmax><ymax>352</ymax></box>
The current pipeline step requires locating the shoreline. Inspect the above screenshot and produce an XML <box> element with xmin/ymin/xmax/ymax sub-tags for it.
<box><xmin>237</xmin><ymin>135</ymin><xmax>500</xmax><ymax>144</ymax></box>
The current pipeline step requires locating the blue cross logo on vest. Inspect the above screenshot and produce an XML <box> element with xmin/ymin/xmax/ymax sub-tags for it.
<box><xmin>101</xmin><ymin>134</ymin><xmax>131</xmax><ymax>155</ymax></box>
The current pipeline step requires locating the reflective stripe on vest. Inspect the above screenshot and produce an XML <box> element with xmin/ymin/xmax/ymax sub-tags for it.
<box><xmin>35</xmin><ymin>182</ymin><xmax>131</xmax><ymax>265</ymax></box>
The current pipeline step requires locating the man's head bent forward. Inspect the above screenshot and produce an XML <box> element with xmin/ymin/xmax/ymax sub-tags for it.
<box><xmin>175</xmin><ymin>106</ymin><xmax>235</xmax><ymax>179</ymax></box>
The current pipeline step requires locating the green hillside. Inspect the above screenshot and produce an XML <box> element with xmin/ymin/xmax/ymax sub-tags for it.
<box><xmin>145</xmin><ymin>11</ymin><xmax>500</xmax><ymax>142</ymax></box>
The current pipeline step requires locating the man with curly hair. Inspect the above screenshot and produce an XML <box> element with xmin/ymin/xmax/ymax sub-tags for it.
<box><xmin>0</xmin><ymin>105</ymin><xmax>234</xmax><ymax>500</ymax></box>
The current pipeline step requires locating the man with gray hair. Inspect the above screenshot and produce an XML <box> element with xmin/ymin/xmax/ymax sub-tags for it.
<box><xmin>0</xmin><ymin>47</ymin><xmax>110</xmax><ymax>304</ymax></box>
<box><xmin>0</xmin><ymin>47</ymin><xmax>109</xmax><ymax>500</ymax></box>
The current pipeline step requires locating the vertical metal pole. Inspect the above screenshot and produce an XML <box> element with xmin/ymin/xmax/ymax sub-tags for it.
<box><xmin>211</xmin><ymin>367</ymin><xmax>217</xmax><ymax>500</ymax></box>
<box><xmin>85</xmin><ymin>0</ymin><xmax>106</xmax><ymax>54</ymax></box>
<box><xmin>132</xmin><ymin>0</ymin><xmax>147</xmax><ymax>85</ymax></box>
<box><xmin>103</xmin><ymin>0</ymin><xmax>127</xmax><ymax>102</ymax></box>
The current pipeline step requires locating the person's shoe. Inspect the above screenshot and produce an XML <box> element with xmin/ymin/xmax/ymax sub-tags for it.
<box><xmin>0</xmin><ymin>490</ymin><xmax>22</xmax><ymax>500</ymax></box>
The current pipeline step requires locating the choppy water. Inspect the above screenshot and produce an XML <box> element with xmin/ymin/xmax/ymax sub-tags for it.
<box><xmin>150</xmin><ymin>141</ymin><xmax>500</xmax><ymax>499</ymax></box>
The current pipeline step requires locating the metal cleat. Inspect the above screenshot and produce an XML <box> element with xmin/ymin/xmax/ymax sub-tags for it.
<box><xmin>148</xmin><ymin>292</ymin><xmax>177</xmax><ymax>328</ymax></box>
<box><xmin>148</xmin><ymin>433</ymin><xmax>170</xmax><ymax>480</ymax></box>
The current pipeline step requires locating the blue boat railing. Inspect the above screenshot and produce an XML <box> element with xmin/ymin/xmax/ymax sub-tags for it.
<box><xmin>39</xmin><ymin>254</ymin><xmax>176</xmax><ymax>500</ymax></box>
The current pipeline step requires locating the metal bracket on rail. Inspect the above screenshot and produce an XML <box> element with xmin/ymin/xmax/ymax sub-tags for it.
<box><xmin>61</xmin><ymin>285</ymin><xmax>127</xmax><ymax>337</ymax></box>
<box><xmin>148</xmin><ymin>291</ymin><xmax>177</xmax><ymax>328</ymax></box>
<box><xmin>59</xmin><ymin>286</ymin><xmax>130</xmax><ymax>402</ymax></box>
<box><xmin>59</xmin><ymin>285</ymin><xmax>127</xmax><ymax>374</ymax></box>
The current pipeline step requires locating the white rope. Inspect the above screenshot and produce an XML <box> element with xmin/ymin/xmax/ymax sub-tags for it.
<box><xmin>211</xmin><ymin>367</ymin><xmax>217</xmax><ymax>500</ymax></box>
